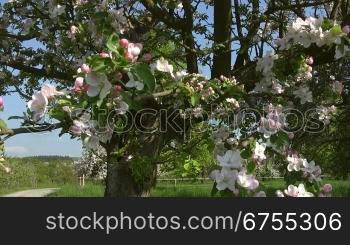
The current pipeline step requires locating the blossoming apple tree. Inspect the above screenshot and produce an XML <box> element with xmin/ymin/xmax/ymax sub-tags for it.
<box><xmin>0</xmin><ymin>0</ymin><xmax>349</xmax><ymax>196</ymax></box>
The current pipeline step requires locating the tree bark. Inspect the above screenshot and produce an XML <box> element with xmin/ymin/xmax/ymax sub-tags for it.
<box><xmin>212</xmin><ymin>0</ymin><xmax>232</xmax><ymax>78</ymax></box>
<box><xmin>104</xmin><ymin>154</ymin><xmax>158</xmax><ymax>197</ymax></box>
<box><xmin>103</xmin><ymin>102</ymin><xmax>170</xmax><ymax>197</ymax></box>
<box><xmin>104</xmin><ymin>132</ymin><xmax>163</xmax><ymax>197</ymax></box>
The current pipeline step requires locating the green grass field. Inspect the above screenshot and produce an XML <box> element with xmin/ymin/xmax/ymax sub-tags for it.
<box><xmin>47</xmin><ymin>179</ymin><xmax>350</xmax><ymax>197</ymax></box>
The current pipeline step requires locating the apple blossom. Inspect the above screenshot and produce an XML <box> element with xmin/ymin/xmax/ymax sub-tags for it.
<box><xmin>128</xmin><ymin>43</ymin><xmax>143</xmax><ymax>57</ymax></box>
<box><xmin>335</xmin><ymin>45</ymin><xmax>350</xmax><ymax>60</ymax></box>
<box><xmin>276</xmin><ymin>190</ymin><xmax>285</xmax><ymax>197</ymax></box>
<box><xmin>75</xmin><ymin>77</ymin><xmax>84</xmax><ymax>88</ymax></box>
<box><xmin>210</xmin><ymin>168</ymin><xmax>239</xmax><ymax>194</ymax></box>
<box><xmin>342</xmin><ymin>25</ymin><xmax>350</xmax><ymax>34</ymax></box>
<box><xmin>284</xmin><ymin>184</ymin><xmax>314</xmax><ymax>197</ymax></box>
<box><xmin>252</xmin><ymin>141</ymin><xmax>266</xmax><ymax>162</ymax></box>
<box><xmin>216</xmin><ymin>150</ymin><xmax>242</xmax><ymax>169</ymax></box>
<box><xmin>306</xmin><ymin>56</ymin><xmax>314</xmax><ymax>65</ymax></box>
<box><xmin>225</xmin><ymin>98</ymin><xmax>240</xmax><ymax>109</ymax></box>
<box><xmin>85</xmin><ymin>72</ymin><xmax>112</xmax><ymax>100</ymax></box>
<box><xmin>70</xmin><ymin>120</ymin><xmax>88</xmax><ymax>136</ymax></box>
<box><xmin>27</xmin><ymin>91</ymin><xmax>48</xmax><ymax>122</ymax></box>
<box><xmin>125</xmin><ymin>73</ymin><xmax>144</xmax><ymax>91</ymax></box>
<box><xmin>152</xmin><ymin>58</ymin><xmax>174</xmax><ymax>76</ymax></box>
<box><xmin>256</xmin><ymin>51</ymin><xmax>278</xmax><ymax>76</ymax></box>
<box><xmin>323</xmin><ymin>184</ymin><xmax>333</xmax><ymax>193</ymax></box>
<box><xmin>254</xmin><ymin>191</ymin><xmax>266</xmax><ymax>197</ymax></box>
<box><xmin>237</xmin><ymin>171</ymin><xmax>259</xmax><ymax>190</ymax></box>
<box><xmin>293</xmin><ymin>86</ymin><xmax>313</xmax><ymax>104</ymax></box>
<box><xmin>0</xmin><ymin>97</ymin><xmax>4</xmax><ymax>110</ymax></box>
<box><xmin>332</xmin><ymin>80</ymin><xmax>343</xmax><ymax>94</ymax></box>
<box><xmin>287</xmin><ymin>155</ymin><xmax>307</xmax><ymax>172</ymax></box>
<box><xmin>41</xmin><ymin>84</ymin><xmax>63</xmax><ymax>98</ymax></box>
<box><xmin>174</xmin><ymin>70</ymin><xmax>188</xmax><ymax>81</ymax></box>
<box><xmin>302</xmin><ymin>160</ymin><xmax>322</xmax><ymax>182</ymax></box>
<box><xmin>70</xmin><ymin>25</ymin><xmax>80</xmax><ymax>35</ymax></box>
<box><xmin>114</xmin><ymin>99</ymin><xmax>129</xmax><ymax>115</ymax></box>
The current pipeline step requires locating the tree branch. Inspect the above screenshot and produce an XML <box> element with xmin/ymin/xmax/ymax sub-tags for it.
<box><xmin>0</xmin><ymin>60</ymin><xmax>74</xmax><ymax>82</ymax></box>
<box><xmin>0</xmin><ymin>123</ymin><xmax>64</xmax><ymax>142</ymax></box>
<box><xmin>139</xmin><ymin>0</ymin><xmax>184</xmax><ymax>30</ymax></box>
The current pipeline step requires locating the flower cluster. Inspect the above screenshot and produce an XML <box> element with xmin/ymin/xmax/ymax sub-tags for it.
<box><xmin>210</xmin><ymin>125</ymin><xmax>264</xmax><ymax>197</ymax></box>
<box><xmin>317</xmin><ymin>106</ymin><xmax>337</xmax><ymax>125</ymax></box>
<box><xmin>276</xmin><ymin>17</ymin><xmax>348</xmax><ymax>56</ymax></box>
<box><xmin>278</xmin><ymin>184</ymin><xmax>314</xmax><ymax>197</ymax></box>
<box><xmin>287</xmin><ymin>155</ymin><xmax>322</xmax><ymax>183</ymax></box>
<box><xmin>27</xmin><ymin>84</ymin><xmax>64</xmax><ymax>122</ymax></box>
<box><xmin>258</xmin><ymin>104</ymin><xmax>286</xmax><ymax>138</ymax></box>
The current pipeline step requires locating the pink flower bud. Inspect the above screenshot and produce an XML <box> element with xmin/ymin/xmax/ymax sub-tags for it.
<box><xmin>115</xmin><ymin>72</ymin><xmax>123</xmax><ymax>81</ymax></box>
<box><xmin>115</xmin><ymin>85</ymin><xmax>123</xmax><ymax>93</ymax></box>
<box><xmin>81</xmin><ymin>64</ymin><xmax>91</xmax><ymax>74</ymax></box>
<box><xmin>75</xmin><ymin>77</ymin><xmax>84</xmax><ymax>87</ymax></box>
<box><xmin>74</xmin><ymin>86</ymin><xmax>82</xmax><ymax>93</ymax></box>
<box><xmin>119</xmin><ymin>38</ymin><xmax>129</xmax><ymax>48</ymax></box>
<box><xmin>323</xmin><ymin>184</ymin><xmax>332</xmax><ymax>193</ymax></box>
<box><xmin>124</xmin><ymin>52</ymin><xmax>134</xmax><ymax>62</ymax></box>
<box><xmin>70</xmin><ymin>25</ymin><xmax>79</xmax><ymax>35</ymax></box>
<box><xmin>220</xmin><ymin>75</ymin><xmax>226</xmax><ymax>81</ymax></box>
<box><xmin>0</xmin><ymin>97</ymin><xmax>4</xmax><ymax>110</ymax></box>
<box><xmin>306</xmin><ymin>56</ymin><xmax>314</xmax><ymax>65</ymax></box>
<box><xmin>98</xmin><ymin>52</ymin><xmax>110</xmax><ymax>58</ymax></box>
<box><xmin>342</xmin><ymin>25</ymin><xmax>350</xmax><ymax>34</ymax></box>
<box><xmin>142</xmin><ymin>53</ymin><xmax>152</xmax><ymax>62</ymax></box>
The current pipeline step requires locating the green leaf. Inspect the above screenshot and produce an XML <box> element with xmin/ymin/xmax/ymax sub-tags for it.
<box><xmin>57</xmin><ymin>99</ymin><xmax>72</xmax><ymax>106</ymax></box>
<box><xmin>211</xmin><ymin>182</ymin><xmax>218</xmax><ymax>197</ymax></box>
<box><xmin>331</xmin><ymin>24</ymin><xmax>342</xmax><ymax>34</ymax></box>
<box><xmin>96</xmin><ymin>99</ymin><xmax>104</xmax><ymax>108</ymax></box>
<box><xmin>8</xmin><ymin>116</ymin><xmax>24</xmax><ymax>120</ymax></box>
<box><xmin>133</xmin><ymin>63</ymin><xmax>156</xmax><ymax>92</ymax></box>
<box><xmin>107</xmin><ymin>34</ymin><xmax>120</xmax><ymax>54</ymax></box>
<box><xmin>49</xmin><ymin>108</ymin><xmax>65</xmax><ymax>121</ymax></box>
<box><xmin>0</xmin><ymin>119</ymin><xmax>7</xmax><ymax>132</ymax></box>
<box><xmin>247</xmin><ymin>160</ymin><xmax>256</xmax><ymax>174</ymax></box>
<box><xmin>271</xmin><ymin>132</ymin><xmax>289</xmax><ymax>146</ymax></box>
<box><xmin>191</xmin><ymin>95</ymin><xmax>200</xmax><ymax>106</ymax></box>
<box><xmin>240</xmin><ymin>148</ymin><xmax>253</xmax><ymax>159</ymax></box>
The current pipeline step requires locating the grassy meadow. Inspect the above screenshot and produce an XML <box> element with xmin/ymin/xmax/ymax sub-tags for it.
<box><xmin>1</xmin><ymin>156</ymin><xmax>350</xmax><ymax>197</ymax></box>
<box><xmin>48</xmin><ymin>179</ymin><xmax>350</xmax><ymax>197</ymax></box>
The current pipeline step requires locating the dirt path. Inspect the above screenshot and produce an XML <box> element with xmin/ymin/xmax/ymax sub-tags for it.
<box><xmin>1</xmin><ymin>188</ymin><xmax>60</xmax><ymax>197</ymax></box>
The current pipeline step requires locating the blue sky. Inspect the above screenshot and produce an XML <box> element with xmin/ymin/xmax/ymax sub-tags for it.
<box><xmin>0</xmin><ymin>0</ymin><xmax>84</xmax><ymax>157</ymax></box>
<box><xmin>2</xmin><ymin>94</ymin><xmax>83</xmax><ymax>157</ymax></box>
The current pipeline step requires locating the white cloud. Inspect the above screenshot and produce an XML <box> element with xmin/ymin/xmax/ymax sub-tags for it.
<box><xmin>5</xmin><ymin>146</ymin><xmax>29</xmax><ymax>154</ymax></box>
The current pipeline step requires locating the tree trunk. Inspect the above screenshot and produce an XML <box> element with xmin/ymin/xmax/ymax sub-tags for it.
<box><xmin>212</xmin><ymin>0</ymin><xmax>232</xmax><ymax>78</ymax></box>
<box><xmin>104</xmin><ymin>155</ymin><xmax>157</xmax><ymax>197</ymax></box>
<box><xmin>104</xmin><ymin>130</ymin><xmax>165</xmax><ymax>197</ymax></box>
